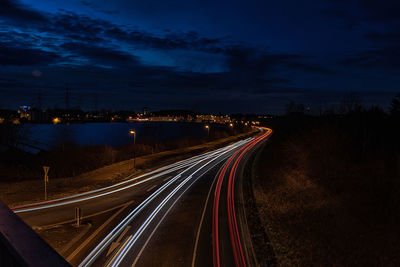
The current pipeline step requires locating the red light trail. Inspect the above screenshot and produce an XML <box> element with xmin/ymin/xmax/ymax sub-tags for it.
<box><xmin>213</xmin><ymin>128</ymin><xmax>273</xmax><ymax>267</ymax></box>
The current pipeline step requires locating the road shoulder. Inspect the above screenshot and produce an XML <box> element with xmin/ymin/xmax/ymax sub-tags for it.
<box><xmin>242</xmin><ymin>139</ymin><xmax>277</xmax><ymax>266</ymax></box>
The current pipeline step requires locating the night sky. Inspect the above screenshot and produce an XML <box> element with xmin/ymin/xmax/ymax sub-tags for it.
<box><xmin>1</xmin><ymin>0</ymin><xmax>399</xmax><ymax>113</ymax></box>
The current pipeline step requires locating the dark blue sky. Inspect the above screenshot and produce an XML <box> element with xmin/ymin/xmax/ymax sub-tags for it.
<box><xmin>1</xmin><ymin>0</ymin><xmax>399</xmax><ymax>113</ymax></box>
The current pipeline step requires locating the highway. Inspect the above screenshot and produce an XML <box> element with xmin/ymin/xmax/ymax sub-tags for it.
<box><xmin>13</xmin><ymin>128</ymin><xmax>272</xmax><ymax>266</ymax></box>
<box><xmin>133</xmin><ymin>128</ymin><xmax>272</xmax><ymax>267</ymax></box>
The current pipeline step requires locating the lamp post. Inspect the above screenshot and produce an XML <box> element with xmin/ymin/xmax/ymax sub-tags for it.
<box><xmin>129</xmin><ymin>130</ymin><xmax>136</xmax><ymax>169</ymax></box>
<box><xmin>205</xmin><ymin>125</ymin><xmax>210</xmax><ymax>138</ymax></box>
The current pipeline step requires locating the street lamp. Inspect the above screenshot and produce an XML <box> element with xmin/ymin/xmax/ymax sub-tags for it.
<box><xmin>129</xmin><ymin>130</ymin><xmax>136</xmax><ymax>169</ymax></box>
<box><xmin>205</xmin><ymin>125</ymin><xmax>210</xmax><ymax>138</ymax></box>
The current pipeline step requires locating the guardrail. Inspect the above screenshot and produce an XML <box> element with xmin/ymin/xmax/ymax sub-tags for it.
<box><xmin>0</xmin><ymin>200</ymin><xmax>70</xmax><ymax>267</ymax></box>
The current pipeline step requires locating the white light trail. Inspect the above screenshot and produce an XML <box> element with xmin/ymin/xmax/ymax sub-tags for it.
<box><xmin>79</xmin><ymin>138</ymin><xmax>252</xmax><ymax>267</ymax></box>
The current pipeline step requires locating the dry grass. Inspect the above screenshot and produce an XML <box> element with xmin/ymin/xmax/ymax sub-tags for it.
<box><xmin>253</xmin><ymin>123</ymin><xmax>400</xmax><ymax>266</ymax></box>
<box><xmin>0</xmin><ymin>130</ymin><xmax>256</xmax><ymax>207</ymax></box>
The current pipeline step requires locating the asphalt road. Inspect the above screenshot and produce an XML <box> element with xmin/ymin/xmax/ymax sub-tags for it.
<box><xmin>130</xmin><ymin>128</ymin><xmax>272</xmax><ymax>267</ymax></box>
<box><xmin>13</xmin><ymin>135</ymin><xmax>258</xmax><ymax>266</ymax></box>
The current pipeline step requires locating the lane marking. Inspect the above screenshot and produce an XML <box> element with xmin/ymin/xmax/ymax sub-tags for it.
<box><xmin>213</xmin><ymin>149</ymin><xmax>242</xmax><ymax>267</ymax></box>
<box><xmin>191</xmin><ymin>163</ymin><xmax>225</xmax><ymax>267</ymax></box>
<box><xmin>60</xmin><ymin>223</ymin><xmax>92</xmax><ymax>256</ymax></box>
<box><xmin>226</xmin><ymin>129</ymin><xmax>272</xmax><ymax>267</ymax></box>
<box><xmin>78</xmin><ymin>139</ymin><xmax>252</xmax><ymax>267</ymax></box>
<box><xmin>36</xmin><ymin>201</ymin><xmax>134</xmax><ymax>229</ymax></box>
<box><xmin>163</xmin><ymin>176</ymin><xmax>172</xmax><ymax>181</ymax></box>
<box><xmin>65</xmin><ymin>200</ymin><xmax>133</xmax><ymax>262</ymax></box>
<box><xmin>108</xmin><ymin>144</ymin><xmax>245</xmax><ymax>267</ymax></box>
<box><xmin>107</xmin><ymin>235</ymin><xmax>133</xmax><ymax>267</ymax></box>
<box><xmin>106</xmin><ymin>226</ymin><xmax>131</xmax><ymax>256</ymax></box>
<box><xmin>131</xmin><ymin>156</ymin><xmax>232</xmax><ymax>267</ymax></box>
<box><xmin>13</xmin><ymin>153</ymin><xmax>213</xmax><ymax>213</ymax></box>
<box><xmin>146</xmin><ymin>185</ymin><xmax>157</xmax><ymax>192</ymax></box>
<box><xmin>213</xmin><ymin>130</ymin><xmax>269</xmax><ymax>267</ymax></box>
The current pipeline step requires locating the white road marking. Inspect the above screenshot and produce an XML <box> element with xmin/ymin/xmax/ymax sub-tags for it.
<box><xmin>66</xmin><ymin>201</ymin><xmax>133</xmax><ymax>262</ymax></box>
<box><xmin>106</xmin><ymin>226</ymin><xmax>131</xmax><ymax>256</ymax></box>
<box><xmin>146</xmin><ymin>185</ymin><xmax>157</xmax><ymax>192</ymax></box>
<box><xmin>191</xmin><ymin>164</ymin><xmax>225</xmax><ymax>267</ymax></box>
<box><xmin>163</xmin><ymin>176</ymin><xmax>172</xmax><ymax>181</ymax></box>
<box><xmin>131</xmin><ymin>157</ymin><xmax>230</xmax><ymax>267</ymax></box>
<box><xmin>79</xmin><ymin>139</ymin><xmax>253</xmax><ymax>267</ymax></box>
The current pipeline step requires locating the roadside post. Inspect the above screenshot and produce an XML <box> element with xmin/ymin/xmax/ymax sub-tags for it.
<box><xmin>43</xmin><ymin>166</ymin><xmax>50</xmax><ymax>200</ymax></box>
<box><xmin>75</xmin><ymin>207</ymin><xmax>82</xmax><ymax>227</ymax></box>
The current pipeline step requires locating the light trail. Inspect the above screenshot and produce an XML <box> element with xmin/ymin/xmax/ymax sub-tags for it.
<box><xmin>13</xmin><ymin>142</ymin><xmax>246</xmax><ymax>213</ymax></box>
<box><xmin>79</xmin><ymin>138</ymin><xmax>251</xmax><ymax>267</ymax></box>
<box><xmin>212</xmin><ymin>128</ymin><xmax>272</xmax><ymax>267</ymax></box>
<box><xmin>227</xmin><ymin>130</ymin><xmax>272</xmax><ymax>267</ymax></box>
<box><xmin>107</xmin><ymin>144</ymin><xmax>241</xmax><ymax>267</ymax></box>
<box><xmin>212</xmin><ymin>146</ymin><xmax>243</xmax><ymax>267</ymax></box>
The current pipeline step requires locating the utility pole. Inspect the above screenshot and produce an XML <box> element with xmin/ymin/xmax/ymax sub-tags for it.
<box><xmin>65</xmin><ymin>86</ymin><xmax>70</xmax><ymax>110</ymax></box>
<box><xmin>37</xmin><ymin>89</ymin><xmax>42</xmax><ymax>110</ymax></box>
<box><xmin>94</xmin><ymin>93</ymin><xmax>98</xmax><ymax>111</ymax></box>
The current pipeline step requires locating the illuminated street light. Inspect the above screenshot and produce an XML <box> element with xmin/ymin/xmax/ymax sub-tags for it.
<box><xmin>52</xmin><ymin>117</ymin><xmax>61</xmax><ymax>124</ymax></box>
<box><xmin>129</xmin><ymin>130</ymin><xmax>136</xmax><ymax>169</ymax></box>
<box><xmin>229</xmin><ymin>123</ymin><xmax>233</xmax><ymax>127</ymax></box>
<box><xmin>205</xmin><ymin>125</ymin><xmax>210</xmax><ymax>137</ymax></box>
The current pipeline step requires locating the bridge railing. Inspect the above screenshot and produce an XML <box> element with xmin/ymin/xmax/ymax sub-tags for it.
<box><xmin>0</xmin><ymin>200</ymin><xmax>70</xmax><ymax>267</ymax></box>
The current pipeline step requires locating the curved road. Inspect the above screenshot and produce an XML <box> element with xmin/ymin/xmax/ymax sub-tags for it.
<box><xmin>13</xmin><ymin>128</ymin><xmax>272</xmax><ymax>266</ymax></box>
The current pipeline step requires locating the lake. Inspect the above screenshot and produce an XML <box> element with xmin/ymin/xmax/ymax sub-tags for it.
<box><xmin>21</xmin><ymin>122</ymin><xmax>221</xmax><ymax>150</ymax></box>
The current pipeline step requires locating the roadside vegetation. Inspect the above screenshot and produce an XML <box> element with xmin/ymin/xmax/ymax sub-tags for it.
<box><xmin>253</xmin><ymin>94</ymin><xmax>400</xmax><ymax>265</ymax></box>
<box><xmin>0</xmin><ymin>124</ymin><xmax>251</xmax><ymax>182</ymax></box>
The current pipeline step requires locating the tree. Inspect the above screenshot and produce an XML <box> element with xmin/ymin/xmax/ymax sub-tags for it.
<box><xmin>390</xmin><ymin>93</ymin><xmax>400</xmax><ymax>117</ymax></box>
<box><xmin>339</xmin><ymin>93</ymin><xmax>362</xmax><ymax>114</ymax></box>
<box><xmin>286</xmin><ymin>101</ymin><xmax>305</xmax><ymax>115</ymax></box>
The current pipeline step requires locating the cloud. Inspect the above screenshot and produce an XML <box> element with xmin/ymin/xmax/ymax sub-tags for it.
<box><xmin>0</xmin><ymin>0</ymin><xmax>48</xmax><ymax>24</ymax></box>
<box><xmin>359</xmin><ymin>0</ymin><xmax>400</xmax><ymax>22</ymax></box>
<box><xmin>325</xmin><ymin>0</ymin><xmax>400</xmax><ymax>70</ymax></box>
<box><xmin>60</xmin><ymin>42</ymin><xmax>139</xmax><ymax>66</ymax></box>
<box><xmin>325</xmin><ymin>0</ymin><xmax>400</xmax><ymax>25</ymax></box>
<box><xmin>80</xmin><ymin>0</ymin><xmax>120</xmax><ymax>15</ymax></box>
<box><xmin>341</xmin><ymin>47</ymin><xmax>400</xmax><ymax>69</ymax></box>
<box><xmin>0</xmin><ymin>0</ymin><xmax>346</xmax><ymax>113</ymax></box>
<box><xmin>0</xmin><ymin>42</ymin><xmax>60</xmax><ymax>66</ymax></box>
<box><xmin>365</xmin><ymin>31</ymin><xmax>400</xmax><ymax>44</ymax></box>
<box><xmin>285</xmin><ymin>62</ymin><xmax>335</xmax><ymax>74</ymax></box>
<box><xmin>323</xmin><ymin>8</ymin><xmax>359</xmax><ymax>28</ymax></box>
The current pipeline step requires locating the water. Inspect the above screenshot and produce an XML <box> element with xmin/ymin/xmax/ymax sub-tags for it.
<box><xmin>22</xmin><ymin>122</ymin><xmax>220</xmax><ymax>150</ymax></box>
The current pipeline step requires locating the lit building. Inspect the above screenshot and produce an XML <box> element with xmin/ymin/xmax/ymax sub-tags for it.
<box><xmin>18</xmin><ymin>105</ymin><xmax>31</xmax><ymax>121</ymax></box>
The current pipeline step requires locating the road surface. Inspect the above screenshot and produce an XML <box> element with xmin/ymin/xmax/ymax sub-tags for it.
<box><xmin>13</xmin><ymin>128</ymin><xmax>272</xmax><ymax>266</ymax></box>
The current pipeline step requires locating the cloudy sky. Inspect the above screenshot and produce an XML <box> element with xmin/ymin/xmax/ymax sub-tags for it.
<box><xmin>0</xmin><ymin>0</ymin><xmax>399</xmax><ymax>113</ymax></box>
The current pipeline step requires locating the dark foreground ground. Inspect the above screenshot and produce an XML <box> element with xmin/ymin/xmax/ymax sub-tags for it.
<box><xmin>252</xmin><ymin>110</ymin><xmax>400</xmax><ymax>266</ymax></box>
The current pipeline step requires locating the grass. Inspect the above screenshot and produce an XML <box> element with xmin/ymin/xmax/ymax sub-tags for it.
<box><xmin>252</xmin><ymin>112</ymin><xmax>400</xmax><ymax>266</ymax></box>
<box><xmin>0</xmin><ymin>130</ymin><xmax>256</xmax><ymax>207</ymax></box>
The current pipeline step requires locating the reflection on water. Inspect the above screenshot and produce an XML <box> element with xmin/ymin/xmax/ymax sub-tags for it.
<box><xmin>23</xmin><ymin>122</ymin><xmax>218</xmax><ymax>149</ymax></box>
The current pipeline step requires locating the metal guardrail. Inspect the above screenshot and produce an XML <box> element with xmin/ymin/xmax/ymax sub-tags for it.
<box><xmin>0</xmin><ymin>200</ymin><xmax>70</xmax><ymax>267</ymax></box>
